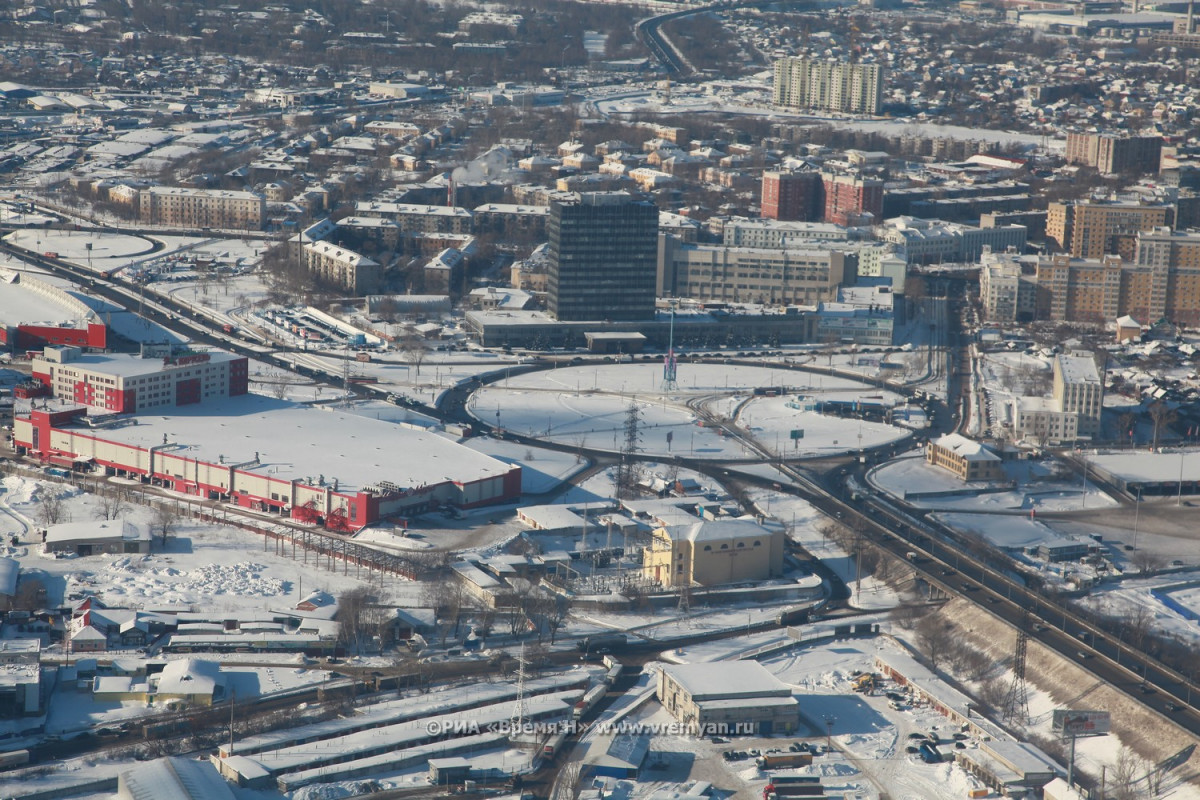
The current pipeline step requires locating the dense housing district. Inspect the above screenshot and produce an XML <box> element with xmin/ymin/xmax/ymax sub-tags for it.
<box><xmin>2</xmin><ymin>0</ymin><xmax>1200</xmax><ymax>800</ymax></box>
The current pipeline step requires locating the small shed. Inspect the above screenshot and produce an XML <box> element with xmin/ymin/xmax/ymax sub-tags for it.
<box><xmin>584</xmin><ymin>331</ymin><xmax>646</xmax><ymax>355</ymax></box>
<box><xmin>428</xmin><ymin>756</ymin><xmax>471</xmax><ymax>786</ymax></box>
<box><xmin>1115</xmin><ymin>315</ymin><xmax>1141</xmax><ymax>343</ymax></box>
<box><xmin>44</xmin><ymin>520</ymin><xmax>150</xmax><ymax>556</ymax></box>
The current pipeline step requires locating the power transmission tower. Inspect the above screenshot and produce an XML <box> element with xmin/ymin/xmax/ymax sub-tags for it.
<box><xmin>615</xmin><ymin>402</ymin><xmax>641</xmax><ymax>499</ymax></box>
<box><xmin>512</xmin><ymin>642</ymin><xmax>528</xmax><ymax>729</ymax></box>
<box><xmin>662</xmin><ymin>303</ymin><xmax>678</xmax><ymax>391</ymax></box>
<box><xmin>677</xmin><ymin>581</ymin><xmax>691</xmax><ymax>616</ymax></box>
<box><xmin>1002</xmin><ymin>614</ymin><xmax>1030</xmax><ymax>726</ymax></box>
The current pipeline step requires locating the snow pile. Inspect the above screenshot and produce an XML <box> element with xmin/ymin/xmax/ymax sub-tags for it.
<box><xmin>98</xmin><ymin>558</ymin><xmax>285</xmax><ymax>603</ymax></box>
<box><xmin>3</xmin><ymin>476</ymin><xmax>79</xmax><ymax>505</ymax></box>
<box><xmin>183</xmin><ymin>562</ymin><xmax>284</xmax><ymax>597</ymax></box>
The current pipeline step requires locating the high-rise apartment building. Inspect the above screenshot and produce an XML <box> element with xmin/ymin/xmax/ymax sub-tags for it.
<box><xmin>138</xmin><ymin>187</ymin><xmax>265</xmax><ymax>230</ymax></box>
<box><xmin>547</xmin><ymin>192</ymin><xmax>658</xmax><ymax>322</ymax></box>
<box><xmin>773</xmin><ymin>57</ymin><xmax>884</xmax><ymax>115</ymax></box>
<box><xmin>1046</xmin><ymin>202</ymin><xmax>1171</xmax><ymax>258</ymax></box>
<box><xmin>1129</xmin><ymin>228</ymin><xmax>1200</xmax><ymax>327</ymax></box>
<box><xmin>822</xmin><ymin>173</ymin><xmax>884</xmax><ymax>226</ymax></box>
<box><xmin>1033</xmin><ymin>229</ymin><xmax>1200</xmax><ymax>326</ymax></box>
<box><xmin>1065</xmin><ymin>132</ymin><xmax>1163</xmax><ymax>175</ymax></box>
<box><xmin>760</xmin><ymin>170</ymin><xmax>823</xmax><ymax>221</ymax></box>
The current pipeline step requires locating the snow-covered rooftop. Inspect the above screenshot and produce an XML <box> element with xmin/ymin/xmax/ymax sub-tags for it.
<box><xmin>59</xmin><ymin>394</ymin><xmax>516</xmax><ymax>495</ymax></box>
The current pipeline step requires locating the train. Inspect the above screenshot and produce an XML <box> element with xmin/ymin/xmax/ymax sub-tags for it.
<box><xmin>775</xmin><ymin>608</ymin><xmax>810</xmax><ymax>626</ymax></box>
<box><xmin>572</xmin><ymin>684</ymin><xmax>608</xmax><ymax>721</ymax></box>
<box><xmin>577</xmin><ymin>633</ymin><xmax>627</xmax><ymax>653</ymax></box>
<box><xmin>542</xmin><ymin>729</ymin><xmax>569</xmax><ymax>759</ymax></box>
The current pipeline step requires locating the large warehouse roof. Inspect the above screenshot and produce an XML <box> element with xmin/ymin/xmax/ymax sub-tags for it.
<box><xmin>64</xmin><ymin>394</ymin><xmax>515</xmax><ymax>493</ymax></box>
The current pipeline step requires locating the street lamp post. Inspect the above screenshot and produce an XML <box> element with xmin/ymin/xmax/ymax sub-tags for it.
<box><xmin>1132</xmin><ymin>488</ymin><xmax>1142</xmax><ymax>551</ymax></box>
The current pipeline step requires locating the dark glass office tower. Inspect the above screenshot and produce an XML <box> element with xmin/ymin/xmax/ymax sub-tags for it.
<box><xmin>547</xmin><ymin>192</ymin><xmax>658</xmax><ymax>322</ymax></box>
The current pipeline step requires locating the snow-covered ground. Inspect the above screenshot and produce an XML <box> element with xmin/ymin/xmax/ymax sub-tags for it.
<box><xmin>0</xmin><ymin>475</ymin><xmax>381</xmax><ymax>621</ymax></box>
<box><xmin>469</xmin><ymin>364</ymin><xmax>916</xmax><ymax>459</ymax></box>
<box><xmin>870</xmin><ymin>453</ymin><xmax>1118</xmax><ymax>513</ymax></box>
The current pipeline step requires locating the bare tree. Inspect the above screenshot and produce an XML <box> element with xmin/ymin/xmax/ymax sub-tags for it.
<box><xmin>1118</xmin><ymin>411</ymin><xmax>1138</xmax><ymax>448</ymax></box>
<box><xmin>545</xmin><ymin>595</ymin><xmax>571</xmax><ymax>644</ymax></box>
<box><xmin>13</xmin><ymin>577</ymin><xmax>46</xmax><ymax>611</ymax></box>
<box><xmin>336</xmin><ymin>586</ymin><xmax>374</xmax><ymax>652</ymax></box>
<box><xmin>36</xmin><ymin>491</ymin><xmax>68</xmax><ymax>528</ymax></box>
<box><xmin>269</xmin><ymin>370</ymin><xmax>293</xmax><ymax>401</ymax></box>
<box><xmin>95</xmin><ymin>488</ymin><xmax>131</xmax><ymax>521</ymax></box>
<box><xmin>401</xmin><ymin>333</ymin><xmax>427</xmax><ymax>377</ymax></box>
<box><xmin>915</xmin><ymin>614</ymin><xmax>954</xmax><ymax>670</ymax></box>
<box><xmin>891</xmin><ymin>603</ymin><xmax>929</xmax><ymax>631</ymax></box>
<box><xmin>1109</xmin><ymin>746</ymin><xmax>1149</xmax><ymax>800</ymax></box>
<box><xmin>554</xmin><ymin>760</ymin><xmax>583</xmax><ymax>800</ymax></box>
<box><xmin>1129</xmin><ymin>549</ymin><xmax>1166</xmax><ymax>577</ymax></box>
<box><xmin>1149</xmin><ymin>401</ymin><xmax>1176</xmax><ymax>451</ymax></box>
<box><xmin>151</xmin><ymin>503</ymin><xmax>181</xmax><ymax>546</ymax></box>
<box><xmin>1123</xmin><ymin>605</ymin><xmax>1155</xmax><ymax>649</ymax></box>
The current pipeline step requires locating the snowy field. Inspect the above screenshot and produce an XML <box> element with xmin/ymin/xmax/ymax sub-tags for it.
<box><xmin>737</xmin><ymin>395</ymin><xmax>910</xmax><ymax>457</ymax></box>
<box><xmin>469</xmin><ymin>364</ymin><xmax>914</xmax><ymax>459</ymax></box>
<box><xmin>3</xmin><ymin>229</ymin><xmax>157</xmax><ymax>275</ymax></box>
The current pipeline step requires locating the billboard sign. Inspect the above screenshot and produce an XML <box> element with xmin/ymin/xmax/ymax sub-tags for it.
<box><xmin>1052</xmin><ymin>709</ymin><xmax>1111</xmax><ymax>736</ymax></box>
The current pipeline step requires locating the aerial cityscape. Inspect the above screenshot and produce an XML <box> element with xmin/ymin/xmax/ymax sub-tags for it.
<box><xmin>1</xmin><ymin>0</ymin><xmax>1200</xmax><ymax>799</ymax></box>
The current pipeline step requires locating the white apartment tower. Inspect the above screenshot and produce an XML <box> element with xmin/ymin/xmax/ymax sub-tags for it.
<box><xmin>773</xmin><ymin>57</ymin><xmax>884</xmax><ymax>115</ymax></box>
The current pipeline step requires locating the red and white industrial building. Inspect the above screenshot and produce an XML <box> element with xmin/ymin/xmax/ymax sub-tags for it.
<box><xmin>31</xmin><ymin>344</ymin><xmax>248</xmax><ymax>413</ymax></box>
<box><xmin>15</xmin><ymin>347</ymin><xmax>520</xmax><ymax>530</ymax></box>
<box><xmin>0</xmin><ymin>273</ymin><xmax>107</xmax><ymax>353</ymax></box>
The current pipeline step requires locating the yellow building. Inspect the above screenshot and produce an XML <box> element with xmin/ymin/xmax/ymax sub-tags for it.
<box><xmin>643</xmin><ymin>519</ymin><xmax>784</xmax><ymax>588</ymax></box>
<box><xmin>925</xmin><ymin>433</ymin><xmax>1004</xmax><ymax>482</ymax></box>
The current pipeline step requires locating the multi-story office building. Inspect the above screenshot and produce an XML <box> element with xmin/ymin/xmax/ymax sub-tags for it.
<box><xmin>1008</xmin><ymin>352</ymin><xmax>1102</xmax><ymax>445</ymax></box>
<box><xmin>880</xmin><ymin>218</ymin><xmax>1028</xmax><ymax>265</ymax></box>
<box><xmin>1065</xmin><ymin>132</ymin><xmax>1162</xmax><ymax>175</ymax></box>
<box><xmin>722</xmin><ymin>218</ymin><xmax>854</xmax><ymax>249</ymax></box>
<box><xmin>979</xmin><ymin>249</ymin><xmax>1037</xmax><ymax>323</ymax></box>
<box><xmin>822</xmin><ymin>173</ymin><xmax>884</xmax><ymax>226</ymax></box>
<box><xmin>137</xmin><ymin>187</ymin><xmax>265</xmax><ymax>230</ymax></box>
<box><xmin>547</xmin><ymin>192</ymin><xmax>658</xmax><ymax>322</ymax></box>
<box><xmin>300</xmin><ymin>241</ymin><xmax>383</xmax><ymax>295</ymax></box>
<box><xmin>657</xmin><ymin>236</ymin><xmax>854</xmax><ymax>306</ymax></box>
<box><xmin>760</xmin><ymin>170</ymin><xmax>823</xmax><ymax>221</ymax></box>
<box><xmin>1046</xmin><ymin>202</ymin><xmax>1171</xmax><ymax>258</ymax></box>
<box><xmin>31</xmin><ymin>345</ymin><xmax>248</xmax><ymax>414</ymax></box>
<box><xmin>773</xmin><ymin>57</ymin><xmax>884</xmax><ymax>115</ymax></box>
<box><xmin>1053</xmin><ymin>353</ymin><xmax>1102</xmax><ymax>438</ymax></box>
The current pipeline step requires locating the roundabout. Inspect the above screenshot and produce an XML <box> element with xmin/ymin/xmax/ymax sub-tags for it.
<box><xmin>466</xmin><ymin>362</ymin><xmax>913</xmax><ymax>460</ymax></box>
<box><xmin>3</xmin><ymin>229</ymin><xmax>158</xmax><ymax>274</ymax></box>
